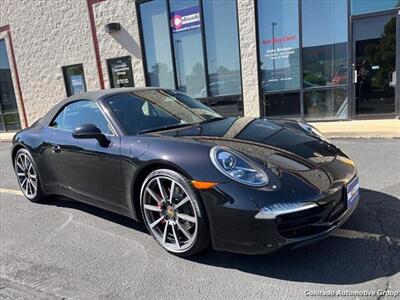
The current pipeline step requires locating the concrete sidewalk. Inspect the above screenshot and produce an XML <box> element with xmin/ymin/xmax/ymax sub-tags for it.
<box><xmin>311</xmin><ymin>119</ymin><xmax>400</xmax><ymax>138</ymax></box>
<box><xmin>0</xmin><ymin>132</ymin><xmax>15</xmax><ymax>142</ymax></box>
<box><xmin>1</xmin><ymin>119</ymin><xmax>399</xmax><ymax>141</ymax></box>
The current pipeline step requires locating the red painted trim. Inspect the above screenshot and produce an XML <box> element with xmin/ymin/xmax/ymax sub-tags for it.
<box><xmin>1</xmin><ymin>25</ymin><xmax>28</xmax><ymax>127</ymax></box>
<box><xmin>0</xmin><ymin>25</ymin><xmax>10</xmax><ymax>32</ymax></box>
<box><xmin>87</xmin><ymin>0</ymin><xmax>106</xmax><ymax>89</ymax></box>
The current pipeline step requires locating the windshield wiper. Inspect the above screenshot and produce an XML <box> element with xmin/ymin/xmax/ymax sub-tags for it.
<box><xmin>137</xmin><ymin>123</ymin><xmax>196</xmax><ymax>135</ymax></box>
<box><xmin>138</xmin><ymin>117</ymin><xmax>225</xmax><ymax>135</ymax></box>
<box><xmin>198</xmin><ymin>116</ymin><xmax>225</xmax><ymax>124</ymax></box>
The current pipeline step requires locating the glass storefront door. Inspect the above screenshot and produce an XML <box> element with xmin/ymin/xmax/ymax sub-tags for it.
<box><xmin>353</xmin><ymin>12</ymin><xmax>398</xmax><ymax>116</ymax></box>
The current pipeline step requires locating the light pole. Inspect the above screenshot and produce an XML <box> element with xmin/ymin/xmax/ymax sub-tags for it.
<box><xmin>272</xmin><ymin>22</ymin><xmax>277</xmax><ymax>76</ymax></box>
<box><xmin>175</xmin><ymin>39</ymin><xmax>182</xmax><ymax>89</ymax></box>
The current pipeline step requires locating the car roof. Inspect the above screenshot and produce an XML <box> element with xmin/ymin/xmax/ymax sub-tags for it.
<box><xmin>65</xmin><ymin>87</ymin><xmax>161</xmax><ymax>102</ymax></box>
<box><xmin>39</xmin><ymin>87</ymin><xmax>163</xmax><ymax>126</ymax></box>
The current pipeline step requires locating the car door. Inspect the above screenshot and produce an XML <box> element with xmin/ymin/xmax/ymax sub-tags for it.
<box><xmin>47</xmin><ymin>100</ymin><xmax>127</xmax><ymax>210</ymax></box>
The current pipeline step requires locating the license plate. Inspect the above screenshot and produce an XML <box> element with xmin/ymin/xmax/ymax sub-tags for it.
<box><xmin>346</xmin><ymin>177</ymin><xmax>360</xmax><ymax>209</ymax></box>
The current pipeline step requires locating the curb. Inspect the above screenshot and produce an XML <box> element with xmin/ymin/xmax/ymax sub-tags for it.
<box><xmin>311</xmin><ymin>119</ymin><xmax>400</xmax><ymax>139</ymax></box>
<box><xmin>0</xmin><ymin>132</ymin><xmax>15</xmax><ymax>142</ymax></box>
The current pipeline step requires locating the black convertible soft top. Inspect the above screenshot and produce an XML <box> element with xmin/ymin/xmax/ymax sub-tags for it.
<box><xmin>38</xmin><ymin>87</ymin><xmax>162</xmax><ymax>126</ymax></box>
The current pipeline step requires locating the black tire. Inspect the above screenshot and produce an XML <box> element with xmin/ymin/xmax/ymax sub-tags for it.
<box><xmin>14</xmin><ymin>148</ymin><xmax>47</xmax><ymax>203</ymax></box>
<box><xmin>140</xmin><ymin>169</ymin><xmax>210</xmax><ymax>257</ymax></box>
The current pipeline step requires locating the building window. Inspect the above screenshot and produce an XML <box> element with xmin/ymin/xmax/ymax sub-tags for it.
<box><xmin>62</xmin><ymin>64</ymin><xmax>87</xmax><ymax>97</ymax></box>
<box><xmin>304</xmin><ymin>87</ymin><xmax>348</xmax><ymax>120</ymax></box>
<box><xmin>351</xmin><ymin>0</ymin><xmax>400</xmax><ymax>15</ymax></box>
<box><xmin>203</xmin><ymin>0</ymin><xmax>241</xmax><ymax>97</ymax></box>
<box><xmin>107</xmin><ymin>56</ymin><xmax>134</xmax><ymax>88</ymax></box>
<box><xmin>264</xmin><ymin>92</ymin><xmax>300</xmax><ymax>118</ymax></box>
<box><xmin>170</xmin><ymin>0</ymin><xmax>206</xmax><ymax>98</ymax></box>
<box><xmin>139</xmin><ymin>0</ymin><xmax>175</xmax><ymax>89</ymax></box>
<box><xmin>0</xmin><ymin>39</ymin><xmax>21</xmax><ymax>132</ymax></box>
<box><xmin>137</xmin><ymin>0</ymin><xmax>243</xmax><ymax>117</ymax></box>
<box><xmin>256</xmin><ymin>0</ymin><xmax>350</xmax><ymax>120</ymax></box>
<box><xmin>302</xmin><ymin>0</ymin><xmax>348</xmax><ymax>88</ymax></box>
<box><xmin>257</xmin><ymin>0</ymin><xmax>300</xmax><ymax>92</ymax></box>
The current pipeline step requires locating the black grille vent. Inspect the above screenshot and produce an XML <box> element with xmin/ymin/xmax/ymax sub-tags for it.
<box><xmin>276</xmin><ymin>188</ymin><xmax>346</xmax><ymax>239</ymax></box>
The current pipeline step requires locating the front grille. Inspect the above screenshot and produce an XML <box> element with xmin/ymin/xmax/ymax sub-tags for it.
<box><xmin>276</xmin><ymin>189</ymin><xmax>346</xmax><ymax>239</ymax></box>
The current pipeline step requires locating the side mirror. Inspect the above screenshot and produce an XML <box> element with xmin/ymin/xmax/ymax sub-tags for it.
<box><xmin>72</xmin><ymin>123</ymin><xmax>110</xmax><ymax>147</ymax></box>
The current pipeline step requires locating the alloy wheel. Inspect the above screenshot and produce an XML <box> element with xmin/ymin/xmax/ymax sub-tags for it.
<box><xmin>142</xmin><ymin>176</ymin><xmax>198</xmax><ymax>253</ymax></box>
<box><xmin>15</xmin><ymin>152</ymin><xmax>38</xmax><ymax>199</ymax></box>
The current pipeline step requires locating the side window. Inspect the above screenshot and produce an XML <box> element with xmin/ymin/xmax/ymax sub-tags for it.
<box><xmin>50</xmin><ymin>101</ymin><xmax>112</xmax><ymax>134</ymax></box>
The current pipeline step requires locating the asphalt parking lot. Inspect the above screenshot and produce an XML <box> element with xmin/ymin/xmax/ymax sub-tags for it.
<box><xmin>1</xmin><ymin>139</ymin><xmax>399</xmax><ymax>299</ymax></box>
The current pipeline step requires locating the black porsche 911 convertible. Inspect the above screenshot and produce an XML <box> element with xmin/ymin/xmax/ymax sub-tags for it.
<box><xmin>11</xmin><ymin>88</ymin><xmax>360</xmax><ymax>256</ymax></box>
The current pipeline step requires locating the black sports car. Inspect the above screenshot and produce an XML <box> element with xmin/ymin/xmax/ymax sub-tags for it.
<box><xmin>11</xmin><ymin>88</ymin><xmax>360</xmax><ymax>256</ymax></box>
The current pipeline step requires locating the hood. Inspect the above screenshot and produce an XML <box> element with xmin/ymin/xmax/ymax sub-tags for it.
<box><xmin>157</xmin><ymin>117</ymin><xmax>337</xmax><ymax>171</ymax></box>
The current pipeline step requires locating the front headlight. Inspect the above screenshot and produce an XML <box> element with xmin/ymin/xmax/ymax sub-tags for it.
<box><xmin>297</xmin><ymin>121</ymin><xmax>330</xmax><ymax>143</ymax></box>
<box><xmin>210</xmin><ymin>146</ymin><xmax>268</xmax><ymax>187</ymax></box>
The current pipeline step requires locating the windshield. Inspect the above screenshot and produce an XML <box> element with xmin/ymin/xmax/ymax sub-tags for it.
<box><xmin>104</xmin><ymin>89</ymin><xmax>222</xmax><ymax>135</ymax></box>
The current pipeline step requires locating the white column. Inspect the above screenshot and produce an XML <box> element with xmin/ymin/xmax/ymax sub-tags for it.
<box><xmin>237</xmin><ymin>0</ymin><xmax>261</xmax><ymax>117</ymax></box>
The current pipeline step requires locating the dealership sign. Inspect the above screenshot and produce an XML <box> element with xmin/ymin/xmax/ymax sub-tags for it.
<box><xmin>260</xmin><ymin>33</ymin><xmax>300</xmax><ymax>91</ymax></box>
<box><xmin>107</xmin><ymin>56</ymin><xmax>134</xmax><ymax>88</ymax></box>
<box><xmin>70</xmin><ymin>75</ymin><xmax>85</xmax><ymax>94</ymax></box>
<box><xmin>170</xmin><ymin>6</ymin><xmax>201</xmax><ymax>33</ymax></box>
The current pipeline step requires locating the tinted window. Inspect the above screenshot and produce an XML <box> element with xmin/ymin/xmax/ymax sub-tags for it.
<box><xmin>203</xmin><ymin>0</ymin><xmax>241</xmax><ymax>97</ymax></box>
<box><xmin>353</xmin><ymin>15</ymin><xmax>396</xmax><ymax>116</ymax></box>
<box><xmin>138</xmin><ymin>0</ymin><xmax>243</xmax><ymax>117</ymax></box>
<box><xmin>302</xmin><ymin>0</ymin><xmax>348</xmax><ymax>87</ymax></box>
<box><xmin>257</xmin><ymin>0</ymin><xmax>300</xmax><ymax>91</ymax></box>
<box><xmin>51</xmin><ymin>101</ymin><xmax>112</xmax><ymax>134</ymax></box>
<box><xmin>105</xmin><ymin>90</ymin><xmax>221</xmax><ymax>135</ymax></box>
<box><xmin>170</xmin><ymin>0</ymin><xmax>206</xmax><ymax>98</ymax></box>
<box><xmin>0</xmin><ymin>39</ymin><xmax>21</xmax><ymax>132</ymax></box>
<box><xmin>304</xmin><ymin>87</ymin><xmax>348</xmax><ymax>120</ymax></box>
<box><xmin>265</xmin><ymin>92</ymin><xmax>300</xmax><ymax>118</ymax></box>
<box><xmin>139</xmin><ymin>0</ymin><xmax>175</xmax><ymax>88</ymax></box>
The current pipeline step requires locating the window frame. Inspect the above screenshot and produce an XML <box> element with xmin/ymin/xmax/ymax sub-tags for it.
<box><xmin>255</xmin><ymin>0</ymin><xmax>351</xmax><ymax>121</ymax></box>
<box><xmin>62</xmin><ymin>64</ymin><xmax>87</xmax><ymax>97</ymax></box>
<box><xmin>49</xmin><ymin>99</ymin><xmax>117</xmax><ymax>136</ymax></box>
<box><xmin>136</xmin><ymin>0</ymin><xmax>177</xmax><ymax>89</ymax></box>
<box><xmin>136</xmin><ymin>0</ymin><xmax>244</xmax><ymax>117</ymax></box>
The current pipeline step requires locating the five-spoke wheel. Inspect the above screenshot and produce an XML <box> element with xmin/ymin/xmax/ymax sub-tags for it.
<box><xmin>141</xmin><ymin>169</ymin><xmax>209</xmax><ymax>256</ymax></box>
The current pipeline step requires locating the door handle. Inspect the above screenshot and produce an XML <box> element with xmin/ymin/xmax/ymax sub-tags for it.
<box><xmin>52</xmin><ymin>145</ymin><xmax>61</xmax><ymax>153</ymax></box>
<box><xmin>353</xmin><ymin>69</ymin><xmax>358</xmax><ymax>84</ymax></box>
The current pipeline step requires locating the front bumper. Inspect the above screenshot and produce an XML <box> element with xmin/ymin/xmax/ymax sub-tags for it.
<box><xmin>289</xmin><ymin>197</ymin><xmax>359</xmax><ymax>250</ymax></box>
<box><xmin>199</xmin><ymin>153</ymin><xmax>359</xmax><ymax>255</ymax></box>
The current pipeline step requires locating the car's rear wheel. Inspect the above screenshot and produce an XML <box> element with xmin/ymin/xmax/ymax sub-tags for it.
<box><xmin>140</xmin><ymin>169</ymin><xmax>210</xmax><ymax>257</ymax></box>
<box><xmin>14</xmin><ymin>148</ymin><xmax>46</xmax><ymax>202</ymax></box>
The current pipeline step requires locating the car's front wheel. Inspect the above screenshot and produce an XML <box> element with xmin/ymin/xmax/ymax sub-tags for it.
<box><xmin>14</xmin><ymin>148</ymin><xmax>46</xmax><ymax>202</ymax></box>
<box><xmin>140</xmin><ymin>169</ymin><xmax>210</xmax><ymax>257</ymax></box>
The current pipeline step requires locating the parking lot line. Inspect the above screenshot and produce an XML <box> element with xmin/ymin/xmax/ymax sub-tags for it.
<box><xmin>332</xmin><ymin>229</ymin><xmax>400</xmax><ymax>246</ymax></box>
<box><xmin>0</xmin><ymin>188</ymin><xmax>23</xmax><ymax>196</ymax></box>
